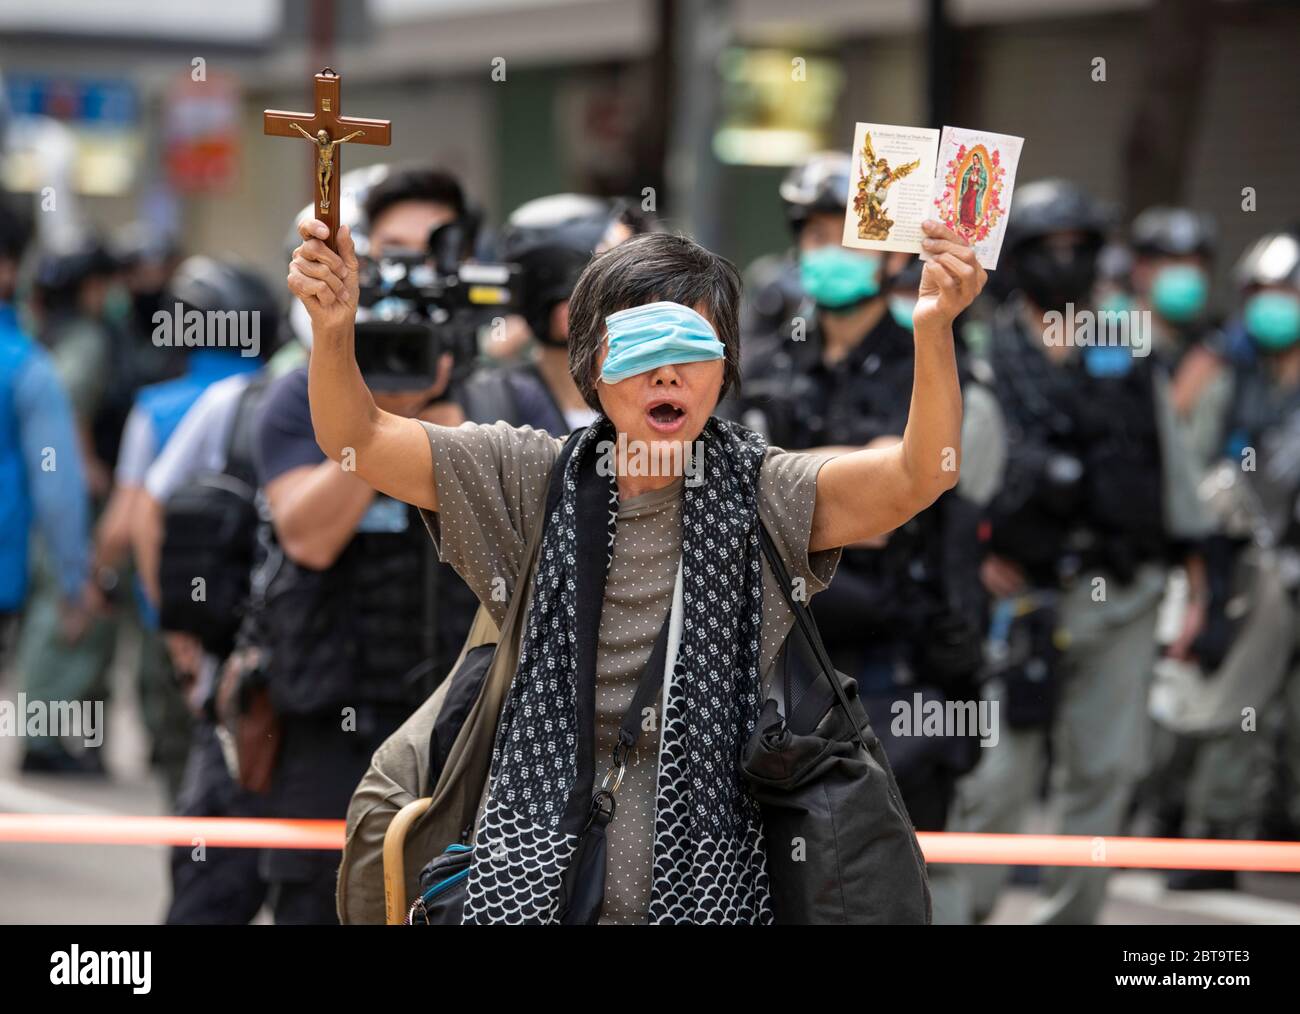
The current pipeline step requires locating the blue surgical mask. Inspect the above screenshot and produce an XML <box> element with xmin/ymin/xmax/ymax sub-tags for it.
<box><xmin>888</xmin><ymin>295</ymin><xmax>917</xmax><ymax>331</ymax></box>
<box><xmin>1150</xmin><ymin>264</ymin><xmax>1208</xmax><ymax>323</ymax></box>
<box><xmin>1243</xmin><ymin>290</ymin><xmax>1300</xmax><ymax>351</ymax></box>
<box><xmin>800</xmin><ymin>246</ymin><xmax>881</xmax><ymax>310</ymax></box>
<box><xmin>1083</xmin><ymin>343</ymin><xmax>1133</xmax><ymax>377</ymax></box>
<box><xmin>600</xmin><ymin>300</ymin><xmax>726</xmax><ymax>384</ymax></box>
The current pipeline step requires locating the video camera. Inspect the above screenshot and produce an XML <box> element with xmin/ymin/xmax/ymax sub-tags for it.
<box><xmin>354</xmin><ymin>216</ymin><xmax>518</xmax><ymax>391</ymax></box>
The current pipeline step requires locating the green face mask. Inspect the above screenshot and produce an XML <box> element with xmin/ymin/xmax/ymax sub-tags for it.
<box><xmin>1150</xmin><ymin>264</ymin><xmax>1208</xmax><ymax>323</ymax></box>
<box><xmin>888</xmin><ymin>295</ymin><xmax>917</xmax><ymax>331</ymax></box>
<box><xmin>1244</xmin><ymin>290</ymin><xmax>1300</xmax><ymax>351</ymax></box>
<box><xmin>800</xmin><ymin>246</ymin><xmax>881</xmax><ymax>310</ymax></box>
<box><xmin>103</xmin><ymin>284</ymin><xmax>132</xmax><ymax>324</ymax></box>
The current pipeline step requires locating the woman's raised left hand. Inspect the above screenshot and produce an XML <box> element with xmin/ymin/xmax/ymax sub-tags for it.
<box><xmin>914</xmin><ymin>219</ymin><xmax>987</xmax><ymax>331</ymax></box>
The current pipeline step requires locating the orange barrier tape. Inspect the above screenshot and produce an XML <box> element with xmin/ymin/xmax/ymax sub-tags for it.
<box><xmin>1</xmin><ymin>815</ymin><xmax>1299</xmax><ymax>870</ymax></box>
<box><xmin>0</xmin><ymin>814</ymin><xmax>345</xmax><ymax>850</ymax></box>
<box><xmin>917</xmin><ymin>832</ymin><xmax>1300</xmax><ymax>872</ymax></box>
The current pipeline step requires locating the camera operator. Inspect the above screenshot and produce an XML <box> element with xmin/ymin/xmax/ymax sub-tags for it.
<box><xmin>251</xmin><ymin>166</ymin><xmax>476</xmax><ymax>923</ymax></box>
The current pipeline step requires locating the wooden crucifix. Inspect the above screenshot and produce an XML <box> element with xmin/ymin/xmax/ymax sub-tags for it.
<box><xmin>264</xmin><ymin>67</ymin><xmax>391</xmax><ymax>252</ymax></box>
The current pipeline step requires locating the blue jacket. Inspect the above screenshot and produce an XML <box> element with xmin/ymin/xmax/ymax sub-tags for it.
<box><xmin>0</xmin><ymin>303</ymin><xmax>91</xmax><ymax>611</ymax></box>
<box><xmin>135</xmin><ymin>348</ymin><xmax>262</xmax><ymax>454</ymax></box>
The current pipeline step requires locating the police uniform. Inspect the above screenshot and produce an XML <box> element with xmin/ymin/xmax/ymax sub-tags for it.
<box><xmin>1161</xmin><ymin>334</ymin><xmax>1300</xmax><ymax>868</ymax></box>
<box><xmin>935</xmin><ymin>294</ymin><xmax>1212</xmax><ymax>924</ymax></box>
<box><xmin>1142</xmin><ymin>231</ymin><xmax>1300</xmax><ymax>888</ymax></box>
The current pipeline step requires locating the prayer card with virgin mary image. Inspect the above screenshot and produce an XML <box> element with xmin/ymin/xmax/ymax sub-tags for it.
<box><xmin>928</xmin><ymin>125</ymin><xmax>1024</xmax><ymax>269</ymax></box>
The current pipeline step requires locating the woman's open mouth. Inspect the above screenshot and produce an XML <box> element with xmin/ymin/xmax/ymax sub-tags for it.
<box><xmin>645</xmin><ymin>400</ymin><xmax>687</xmax><ymax>433</ymax></box>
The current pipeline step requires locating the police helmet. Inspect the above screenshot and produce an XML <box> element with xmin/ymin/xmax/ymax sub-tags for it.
<box><xmin>1234</xmin><ymin>231</ymin><xmax>1300</xmax><ymax>291</ymax></box>
<box><xmin>779</xmin><ymin>151</ymin><xmax>852</xmax><ymax>235</ymax></box>
<box><xmin>165</xmin><ymin>256</ymin><xmax>280</xmax><ymax>350</ymax></box>
<box><xmin>111</xmin><ymin>221</ymin><xmax>179</xmax><ymax>269</ymax></box>
<box><xmin>1130</xmin><ymin>206</ymin><xmax>1216</xmax><ymax>259</ymax></box>
<box><xmin>1004</xmin><ymin>179</ymin><xmax>1108</xmax><ymax>254</ymax></box>
<box><xmin>33</xmin><ymin>235</ymin><xmax>117</xmax><ymax>307</ymax></box>
<box><xmin>1096</xmin><ymin>241</ymin><xmax>1135</xmax><ymax>284</ymax></box>
<box><xmin>500</xmin><ymin>193</ymin><xmax>611</xmax><ymax>346</ymax></box>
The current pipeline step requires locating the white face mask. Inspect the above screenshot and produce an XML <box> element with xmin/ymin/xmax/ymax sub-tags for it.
<box><xmin>290</xmin><ymin>298</ymin><xmax>315</xmax><ymax>349</ymax></box>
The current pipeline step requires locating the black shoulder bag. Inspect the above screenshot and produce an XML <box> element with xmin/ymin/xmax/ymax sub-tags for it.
<box><xmin>742</xmin><ymin>523</ymin><xmax>932</xmax><ymax>924</ymax></box>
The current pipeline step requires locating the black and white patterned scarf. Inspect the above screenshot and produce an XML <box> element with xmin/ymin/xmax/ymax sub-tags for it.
<box><xmin>462</xmin><ymin>415</ymin><xmax>774</xmax><ymax>924</ymax></box>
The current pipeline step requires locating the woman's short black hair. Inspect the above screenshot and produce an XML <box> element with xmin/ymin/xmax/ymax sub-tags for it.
<box><xmin>363</xmin><ymin>166</ymin><xmax>466</xmax><ymax>228</ymax></box>
<box><xmin>566</xmin><ymin>232</ymin><xmax>742</xmax><ymax>412</ymax></box>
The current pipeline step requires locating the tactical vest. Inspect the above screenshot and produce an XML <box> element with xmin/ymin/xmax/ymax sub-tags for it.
<box><xmin>1076</xmin><ymin>351</ymin><xmax>1166</xmax><ymax>577</ymax></box>
<box><xmin>989</xmin><ymin>312</ymin><xmax>1166</xmax><ymax>584</ymax></box>
<box><xmin>740</xmin><ymin>306</ymin><xmax>916</xmax><ymax>450</ymax></box>
<box><xmin>261</xmin><ymin>501</ymin><xmax>435</xmax><ymax>719</ymax></box>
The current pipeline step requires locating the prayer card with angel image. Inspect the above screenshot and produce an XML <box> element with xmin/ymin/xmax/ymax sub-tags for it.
<box><xmin>841</xmin><ymin>122</ymin><xmax>940</xmax><ymax>255</ymax></box>
<box><xmin>928</xmin><ymin>126</ymin><xmax>1024</xmax><ymax>269</ymax></box>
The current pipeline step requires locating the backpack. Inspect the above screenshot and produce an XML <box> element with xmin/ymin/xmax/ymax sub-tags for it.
<box><xmin>158</xmin><ymin>375</ymin><xmax>270</xmax><ymax>658</ymax></box>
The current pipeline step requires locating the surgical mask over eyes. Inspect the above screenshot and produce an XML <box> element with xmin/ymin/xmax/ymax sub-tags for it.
<box><xmin>800</xmin><ymin>246</ymin><xmax>882</xmax><ymax>309</ymax></box>
<box><xmin>599</xmin><ymin>300</ymin><xmax>726</xmax><ymax>384</ymax></box>
<box><xmin>1150</xmin><ymin>264</ymin><xmax>1208</xmax><ymax>323</ymax></box>
<box><xmin>888</xmin><ymin>295</ymin><xmax>917</xmax><ymax>331</ymax></box>
<box><xmin>1243</xmin><ymin>290</ymin><xmax>1300</xmax><ymax>351</ymax></box>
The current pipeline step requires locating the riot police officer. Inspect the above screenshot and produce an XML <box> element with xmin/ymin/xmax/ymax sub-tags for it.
<box><xmin>1126</xmin><ymin>207</ymin><xmax>1237</xmax><ymax>848</ymax></box>
<box><xmin>1160</xmin><ymin>230</ymin><xmax>1300</xmax><ymax>889</ymax></box>
<box><xmin>1130</xmin><ymin>206</ymin><xmax>1232</xmax><ymax>468</ymax></box>
<box><xmin>939</xmin><ymin>180</ymin><xmax>1213</xmax><ymax>924</ymax></box>
<box><xmin>732</xmin><ymin>151</ymin><xmax>1005</xmax><ymax>833</ymax></box>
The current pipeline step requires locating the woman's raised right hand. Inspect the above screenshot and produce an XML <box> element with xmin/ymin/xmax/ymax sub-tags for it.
<box><xmin>287</xmin><ymin>218</ymin><xmax>360</xmax><ymax>335</ymax></box>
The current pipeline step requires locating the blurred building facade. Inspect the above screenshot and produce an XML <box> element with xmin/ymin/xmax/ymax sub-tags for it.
<box><xmin>0</xmin><ymin>0</ymin><xmax>1296</xmax><ymax>300</ymax></box>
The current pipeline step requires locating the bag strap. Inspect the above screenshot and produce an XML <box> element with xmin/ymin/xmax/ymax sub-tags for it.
<box><xmin>423</xmin><ymin>427</ymin><xmax>585</xmax><ymax>824</ymax></box>
<box><xmin>757</xmin><ymin>522</ymin><xmax>865</xmax><ymax>744</ymax></box>
<box><xmin>504</xmin><ymin>427</ymin><xmax>583</xmax><ymax>631</ymax></box>
<box><xmin>614</xmin><ymin>605</ymin><xmax>672</xmax><ymax>764</ymax></box>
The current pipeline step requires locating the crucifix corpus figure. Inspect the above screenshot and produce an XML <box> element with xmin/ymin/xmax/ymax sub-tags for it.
<box><xmin>290</xmin><ymin>122</ymin><xmax>367</xmax><ymax>212</ymax></box>
<box><xmin>263</xmin><ymin>67</ymin><xmax>392</xmax><ymax>252</ymax></box>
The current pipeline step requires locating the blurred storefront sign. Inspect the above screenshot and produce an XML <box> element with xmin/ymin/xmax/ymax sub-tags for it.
<box><xmin>713</xmin><ymin>47</ymin><xmax>842</xmax><ymax>167</ymax></box>
<box><xmin>163</xmin><ymin>72</ymin><xmax>240</xmax><ymax>194</ymax></box>
<box><xmin>2</xmin><ymin>74</ymin><xmax>140</xmax><ymax>196</ymax></box>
